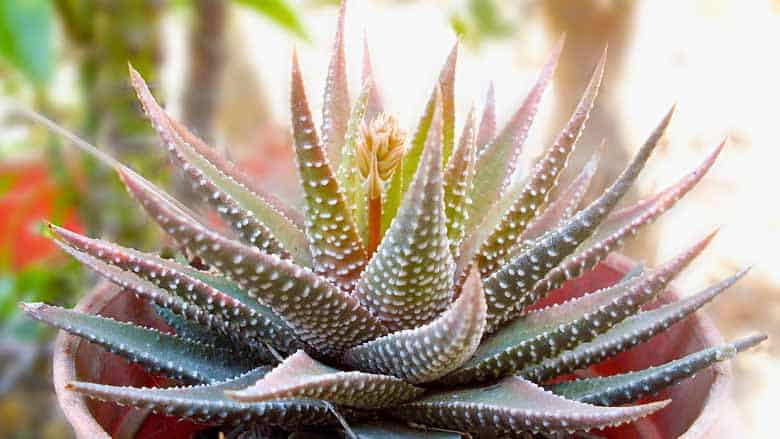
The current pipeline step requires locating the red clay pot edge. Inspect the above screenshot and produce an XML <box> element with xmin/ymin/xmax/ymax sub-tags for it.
<box><xmin>52</xmin><ymin>254</ymin><xmax>736</xmax><ymax>438</ymax></box>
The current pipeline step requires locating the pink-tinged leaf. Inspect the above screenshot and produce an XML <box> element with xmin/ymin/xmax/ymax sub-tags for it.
<box><xmin>440</xmin><ymin>41</ymin><xmax>459</xmax><ymax>164</ymax></box>
<box><xmin>22</xmin><ymin>303</ymin><xmax>252</xmax><ymax>383</ymax></box>
<box><xmin>476</xmin><ymin>81</ymin><xmax>496</xmax><ymax>154</ymax></box>
<box><xmin>483</xmin><ymin>107</ymin><xmax>674</xmax><ymax>333</ymax></box>
<box><xmin>443</xmin><ymin>106</ymin><xmax>477</xmax><ymax>256</ymax></box>
<box><xmin>119</xmin><ymin>167</ymin><xmax>387</xmax><ymax>357</ymax></box>
<box><xmin>337</xmin><ymin>80</ymin><xmax>372</xmax><ymax>244</ymax></box>
<box><xmin>384</xmin><ymin>42</ymin><xmax>462</xmax><ymax>231</ymax></box>
<box><xmin>346</xmin><ymin>268</ymin><xmax>486</xmax><ymax>384</ymax></box>
<box><xmin>290</xmin><ymin>52</ymin><xmax>367</xmax><ymax>291</ymax></box>
<box><xmin>164</xmin><ymin>112</ymin><xmax>305</xmax><ymax>228</ymax></box>
<box><xmin>130</xmin><ymin>67</ymin><xmax>312</xmax><ymax>265</ymax></box>
<box><xmin>362</xmin><ymin>32</ymin><xmax>385</xmax><ymax>121</ymax></box>
<box><xmin>393</xmin><ymin>375</ymin><xmax>669</xmax><ymax>436</ymax></box>
<box><xmin>522</xmin><ymin>268</ymin><xmax>750</xmax><ymax>382</ymax></box>
<box><xmin>443</xmin><ymin>232</ymin><xmax>715</xmax><ymax>385</ymax></box>
<box><xmin>476</xmin><ymin>50</ymin><xmax>606</xmax><ymax>278</ymax></box>
<box><xmin>356</xmin><ymin>94</ymin><xmax>454</xmax><ymax>331</ymax></box>
<box><xmin>550</xmin><ymin>334</ymin><xmax>766</xmax><ymax>406</ymax></box>
<box><xmin>49</xmin><ymin>224</ymin><xmax>302</xmax><ymax>354</ymax></box>
<box><xmin>66</xmin><ymin>367</ymin><xmax>337</xmax><ymax>427</ymax></box>
<box><xmin>465</xmin><ymin>38</ymin><xmax>564</xmax><ymax>233</ymax></box>
<box><xmin>527</xmin><ymin>139</ymin><xmax>725</xmax><ymax>309</ymax></box>
<box><xmin>321</xmin><ymin>0</ymin><xmax>350</xmax><ymax>165</ymax></box>
<box><xmin>520</xmin><ymin>150</ymin><xmax>600</xmax><ymax>242</ymax></box>
<box><xmin>227</xmin><ymin>351</ymin><xmax>423</xmax><ymax>409</ymax></box>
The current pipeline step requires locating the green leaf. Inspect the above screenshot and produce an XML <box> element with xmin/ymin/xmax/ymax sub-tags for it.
<box><xmin>234</xmin><ymin>0</ymin><xmax>309</xmax><ymax>41</ymax></box>
<box><xmin>66</xmin><ymin>367</ymin><xmax>338</xmax><ymax>428</ymax></box>
<box><xmin>346</xmin><ymin>268</ymin><xmax>486</xmax><ymax>384</ymax></box>
<box><xmin>22</xmin><ymin>303</ymin><xmax>252</xmax><ymax>383</ymax></box>
<box><xmin>442</xmin><ymin>233</ymin><xmax>713</xmax><ymax>385</ymax></box>
<box><xmin>50</xmin><ymin>224</ymin><xmax>302</xmax><ymax>354</ymax></box>
<box><xmin>290</xmin><ymin>52</ymin><xmax>368</xmax><ymax>291</ymax></box>
<box><xmin>549</xmin><ymin>334</ymin><xmax>766</xmax><ymax>406</ymax></box>
<box><xmin>0</xmin><ymin>0</ymin><xmax>52</xmax><ymax>84</ymax></box>
<box><xmin>393</xmin><ymin>375</ymin><xmax>669</xmax><ymax>436</ymax></box>
<box><xmin>475</xmin><ymin>50</ymin><xmax>605</xmax><ymax>278</ymax></box>
<box><xmin>130</xmin><ymin>67</ymin><xmax>312</xmax><ymax>266</ymax></box>
<box><xmin>483</xmin><ymin>107</ymin><xmax>674</xmax><ymax>333</ymax></box>
<box><xmin>227</xmin><ymin>350</ymin><xmax>423</xmax><ymax>409</ymax></box>
<box><xmin>476</xmin><ymin>81</ymin><xmax>496</xmax><ymax>153</ymax></box>
<box><xmin>321</xmin><ymin>0</ymin><xmax>350</xmax><ymax>165</ymax></box>
<box><xmin>465</xmin><ymin>38</ymin><xmax>563</xmax><ymax>233</ymax></box>
<box><xmin>356</xmin><ymin>93</ymin><xmax>454</xmax><ymax>331</ymax></box>
<box><xmin>120</xmin><ymin>166</ymin><xmax>387</xmax><ymax>356</ymax></box>
<box><xmin>521</xmin><ymin>268</ymin><xmax>750</xmax><ymax>383</ymax></box>
<box><xmin>383</xmin><ymin>44</ymin><xmax>459</xmax><ymax>232</ymax></box>
<box><xmin>524</xmin><ymin>139</ymin><xmax>724</xmax><ymax>311</ymax></box>
<box><xmin>519</xmin><ymin>150</ymin><xmax>600</xmax><ymax>242</ymax></box>
<box><xmin>443</xmin><ymin>106</ymin><xmax>477</xmax><ymax>256</ymax></box>
<box><xmin>337</xmin><ymin>80</ymin><xmax>372</xmax><ymax>244</ymax></box>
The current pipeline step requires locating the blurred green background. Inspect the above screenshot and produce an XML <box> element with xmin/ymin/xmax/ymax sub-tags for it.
<box><xmin>1</xmin><ymin>1</ymin><xmax>777</xmax><ymax>438</ymax></box>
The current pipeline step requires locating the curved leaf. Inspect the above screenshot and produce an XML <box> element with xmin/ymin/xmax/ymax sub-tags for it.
<box><xmin>50</xmin><ymin>224</ymin><xmax>302</xmax><ymax>353</ymax></box>
<box><xmin>393</xmin><ymin>375</ymin><xmax>668</xmax><ymax>436</ymax></box>
<box><xmin>227</xmin><ymin>351</ymin><xmax>423</xmax><ymax>409</ymax></box>
<box><xmin>66</xmin><ymin>367</ymin><xmax>338</xmax><ymax>428</ymax></box>
<box><xmin>442</xmin><ymin>232</ymin><xmax>714</xmax><ymax>385</ymax></box>
<box><xmin>347</xmin><ymin>268</ymin><xmax>486</xmax><ymax>384</ymax></box>
<box><xmin>130</xmin><ymin>67</ymin><xmax>311</xmax><ymax>265</ymax></box>
<box><xmin>22</xmin><ymin>303</ymin><xmax>251</xmax><ymax>383</ymax></box>
<box><xmin>120</xmin><ymin>167</ymin><xmax>387</xmax><ymax>357</ymax></box>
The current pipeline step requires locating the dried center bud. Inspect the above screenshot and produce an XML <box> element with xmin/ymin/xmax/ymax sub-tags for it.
<box><xmin>357</xmin><ymin>113</ymin><xmax>406</xmax><ymax>199</ymax></box>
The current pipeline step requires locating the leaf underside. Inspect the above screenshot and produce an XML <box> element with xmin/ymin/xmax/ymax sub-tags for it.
<box><xmin>347</xmin><ymin>268</ymin><xmax>486</xmax><ymax>384</ymax></box>
<box><xmin>22</xmin><ymin>303</ymin><xmax>251</xmax><ymax>383</ymax></box>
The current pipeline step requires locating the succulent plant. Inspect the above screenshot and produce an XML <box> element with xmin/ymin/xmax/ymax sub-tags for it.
<box><xmin>21</xmin><ymin>2</ymin><xmax>765</xmax><ymax>438</ymax></box>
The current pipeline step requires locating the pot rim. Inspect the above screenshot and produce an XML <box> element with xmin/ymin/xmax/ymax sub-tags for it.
<box><xmin>52</xmin><ymin>253</ymin><xmax>734</xmax><ymax>438</ymax></box>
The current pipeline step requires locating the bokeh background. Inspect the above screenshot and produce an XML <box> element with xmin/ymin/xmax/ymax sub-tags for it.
<box><xmin>0</xmin><ymin>0</ymin><xmax>777</xmax><ymax>437</ymax></box>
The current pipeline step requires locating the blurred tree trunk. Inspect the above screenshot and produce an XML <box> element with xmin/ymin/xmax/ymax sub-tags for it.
<box><xmin>182</xmin><ymin>0</ymin><xmax>227</xmax><ymax>145</ymax></box>
<box><xmin>540</xmin><ymin>0</ymin><xmax>657</xmax><ymax>261</ymax></box>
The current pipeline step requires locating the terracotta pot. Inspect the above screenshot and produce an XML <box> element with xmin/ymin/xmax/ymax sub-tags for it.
<box><xmin>53</xmin><ymin>254</ymin><xmax>740</xmax><ymax>438</ymax></box>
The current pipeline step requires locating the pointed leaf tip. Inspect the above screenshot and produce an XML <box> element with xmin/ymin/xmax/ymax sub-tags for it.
<box><xmin>357</xmin><ymin>90</ymin><xmax>454</xmax><ymax>331</ymax></box>
<box><xmin>290</xmin><ymin>50</ymin><xmax>368</xmax><ymax>291</ymax></box>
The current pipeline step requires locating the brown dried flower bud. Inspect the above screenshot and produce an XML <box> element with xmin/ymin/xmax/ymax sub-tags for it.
<box><xmin>356</xmin><ymin>113</ymin><xmax>406</xmax><ymax>198</ymax></box>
